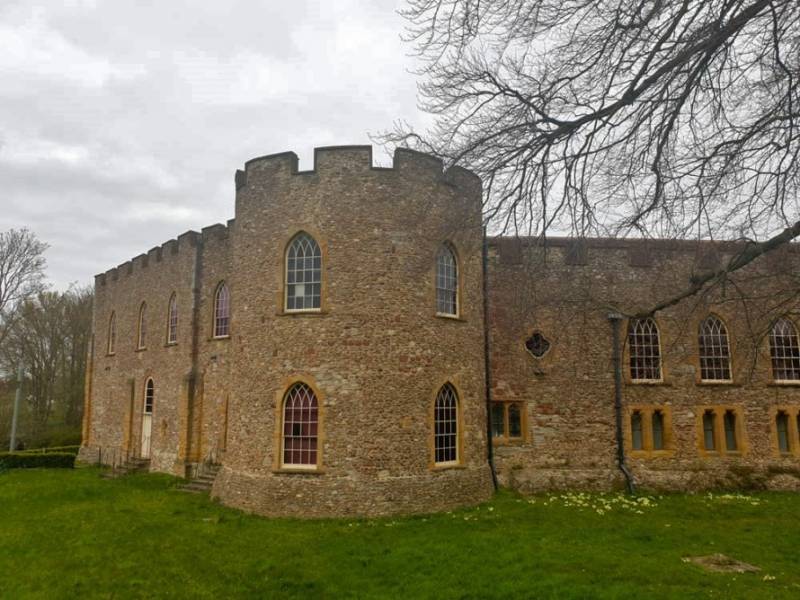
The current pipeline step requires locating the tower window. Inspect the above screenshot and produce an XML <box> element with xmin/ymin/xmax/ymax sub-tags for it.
<box><xmin>435</xmin><ymin>244</ymin><xmax>458</xmax><ymax>316</ymax></box>
<box><xmin>281</xmin><ymin>382</ymin><xmax>319</xmax><ymax>468</ymax></box>
<box><xmin>137</xmin><ymin>302</ymin><xmax>147</xmax><ymax>349</ymax></box>
<box><xmin>434</xmin><ymin>383</ymin><xmax>459</xmax><ymax>464</ymax></box>
<box><xmin>286</xmin><ymin>233</ymin><xmax>322</xmax><ymax>311</ymax></box>
<box><xmin>213</xmin><ymin>283</ymin><xmax>230</xmax><ymax>338</ymax></box>
<box><xmin>167</xmin><ymin>293</ymin><xmax>178</xmax><ymax>344</ymax></box>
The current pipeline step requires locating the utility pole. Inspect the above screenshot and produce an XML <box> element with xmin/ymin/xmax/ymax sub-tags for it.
<box><xmin>9</xmin><ymin>360</ymin><xmax>23</xmax><ymax>452</ymax></box>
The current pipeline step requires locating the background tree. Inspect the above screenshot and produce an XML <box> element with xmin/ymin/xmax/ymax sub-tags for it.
<box><xmin>0</xmin><ymin>228</ymin><xmax>48</xmax><ymax>350</ymax></box>
<box><xmin>386</xmin><ymin>0</ymin><xmax>800</xmax><ymax>311</ymax></box>
<box><xmin>0</xmin><ymin>287</ymin><xmax>92</xmax><ymax>446</ymax></box>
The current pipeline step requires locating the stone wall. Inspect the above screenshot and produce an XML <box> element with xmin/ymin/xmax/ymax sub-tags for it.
<box><xmin>487</xmin><ymin>238</ymin><xmax>800</xmax><ymax>493</ymax></box>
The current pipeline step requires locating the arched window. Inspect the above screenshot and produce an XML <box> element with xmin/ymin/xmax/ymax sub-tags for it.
<box><xmin>652</xmin><ymin>410</ymin><xmax>665</xmax><ymax>450</ymax></box>
<box><xmin>137</xmin><ymin>302</ymin><xmax>147</xmax><ymax>349</ymax></box>
<box><xmin>213</xmin><ymin>282</ymin><xmax>230</xmax><ymax>338</ymax></box>
<box><xmin>435</xmin><ymin>244</ymin><xmax>458</xmax><ymax>316</ymax></box>
<box><xmin>281</xmin><ymin>382</ymin><xmax>319</xmax><ymax>468</ymax></box>
<box><xmin>723</xmin><ymin>410</ymin><xmax>738</xmax><ymax>451</ymax></box>
<box><xmin>631</xmin><ymin>411</ymin><xmax>643</xmax><ymax>451</ymax></box>
<box><xmin>702</xmin><ymin>410</ymin><xmax>717</xmax><ymax>451</ymax></box>
<box><xmin>166</xmin><ymin>293</ymin><xmax>178</xmax><ymax>344</ymax></box>
<box><xmin>776</xmin><ymin>411</ymin><xmax>791</xmax><ymax>454</ymax></box>
<box><xmin>698</xmin><ymin>315</ymin><xmax>731</xmax><ymax>381</ymax></box>
<box><xmin>285</xmin><ymin>233</ymin><xmax>321</xmax><ymax>311</ymax></box>
<box><xmin>770</xmin><ymin>317</ymin><xmax>800</xmax><ymax>381</ymax></box>
<box><xmin>628</xmin><ymin>318</ymin><xmax>661</xmax><ymax>381</ymax></box>
<box><xmin>434</xmin><ymin>383</ymin><xmax>459</xmax><ymax>464</ymax></box>
<box><xmin>144</xmin><ymin>378</ymin><xmax>154</xmax><ymax>414</ymax></box>
<box><xmin>107</xmin><ymin>312</ymin><xmax>116</xmax><ymax>355</ymax></box>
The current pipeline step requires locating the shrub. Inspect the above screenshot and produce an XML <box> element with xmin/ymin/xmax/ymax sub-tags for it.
<box><xmin>0</xmin><ymin>452</ymin><xmax>76</xmax><ymax>470</ymax></box>
<box><xmin>16</xmin><ymin>445</ymin><xmax>80</xmax><ymax>456</ymax></box>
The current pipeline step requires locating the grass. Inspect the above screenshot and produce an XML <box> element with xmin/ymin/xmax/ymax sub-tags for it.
<box><xmin>1</xmin><ymin>469</ymin><xmax>799</xmax><ymax>599</ymax></box>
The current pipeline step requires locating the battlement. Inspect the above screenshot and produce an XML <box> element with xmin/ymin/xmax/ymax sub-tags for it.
<box><xmin>95</xmin><ymin>220</ymin><xmax>235</xmax><ymax>287</ymax></box>
<box><xmin>236</xmin><ymin>145</ymin><xmax>481</xmax><ymax>196</ymax></box>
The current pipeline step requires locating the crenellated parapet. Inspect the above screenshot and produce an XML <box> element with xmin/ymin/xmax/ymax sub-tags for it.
<box><xmin>235</xmin><ymin>145</ymin><xmax>481</xmax><ymax>198</ymax></box>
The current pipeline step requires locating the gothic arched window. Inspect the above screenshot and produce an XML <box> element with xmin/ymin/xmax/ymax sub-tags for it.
<box><xmin>108</xmin><ymin>311</ymin><xmax>116</xmax><ymax>355</ymax></box>
<box><xmin>213</xmin><ymin>282</ymin><xmax>230</xmax><ymax>338</ymax></box>
<box><xmin>137</xmin><ymin>302</ymin><xmax>147</xmax><ymax>349</ymax></box>
<box><xmin>434</xmin><ymin>383</ymin><xmax>459</xmax><ymax>464</ymax></box>
<box><xmin>166</xmin><ymin>293</ymin><xmax>178</xmax><ymax>344</ymax></box>
<box><xmin>286</xmin><ymin>233</ymin><xmax>322</xmax><ymax>311</ymax></box>
<box><xmin>435</xmin><ymin>244</ymin><xmax>458</xmax><ymax>316</ymax></box>
<box><xmin>628</xmin><ymin>318</ymin><xmax>661</xmax><ymax>381</ymax></box>
<box><xmin>281</xmin><ymin>382</ymin><xmax>319</xmax><ymax>468</ymax></box>
<box><xmin>770</xmin><ymin>317</ymin><xmax>800</xmax><ymax>381</ymax></box>
<box><xmin>698</xmin><ymin>315</ymin><xmax>731</xmax><ymax>381</ymax></box>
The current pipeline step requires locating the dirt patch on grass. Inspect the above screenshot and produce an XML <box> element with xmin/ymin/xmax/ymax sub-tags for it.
<box><xmin>684</xmin><ymin>554</ymin><xmax>760</xmax><ymax>573</ymax></box>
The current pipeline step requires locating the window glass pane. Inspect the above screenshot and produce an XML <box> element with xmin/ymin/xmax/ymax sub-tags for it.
<box><xmin>703</xmin><ymin>411</ymin><xmax>716</xmax><ymax>451</ymax></box>
<box><xmin>699</xmin><ymin>316</ymin><xmax>731</xmax><ymax>381</ymax></box>
<box><xmin>628</xmin><ymin>318</ymin><xmax>661</xmax><ymax>380</ymax></box>
<box><xmin>770</xmin><ymin>318</ymin><xmax>800</xmax><ymax>380</ymax></box>
<box><xmin>723</xmin><ymin>410</ymin><xmax>737</xmax><ymax>451</ymax></box>
<box><xmin>777</xmin><ymin>412</ymin><xmax>790</xmax><ymax>453</ymax></box>
<box><xmin>436</xmin><ymin>245</ymin><xmax>458</xmax><ymax>315</ymax></box>
<box><xmin>434</xmin><ymin>384</ymin><xmax>458</xmax><ymax>463</ymax></box>
<box><xmin>491</xmin><ymin>403</ymin><xmax>505</xmax><ymax>438</ymax></box>
<box><xmin>652</xmin><ymin>411</ymin><xmax>664</xmax><ymax>450</ymax></box>
<box><xmin>282</xmin><ymin>383</ymin><xmax>318</xmax><ymax>466</ymax></box>
<box><xmin>508</xmin><ymin>404</ymin><xmax>522</xmax><ymax>438</ymax></box>
<box><xmin>631</xmin><ymin>412</ymin><xmax>643</xmax><ymax>450</ymax></box>
<box><xmin>286</xmin><ymin>233</ymin><xmax>321</xmax><ymax>310</ymax></box>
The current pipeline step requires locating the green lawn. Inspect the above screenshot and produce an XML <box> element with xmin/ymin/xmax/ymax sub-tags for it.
<box><xmin>1</xmin><ymin>468</ymin><xmax>798</xmax><ymax>599</ymax></box>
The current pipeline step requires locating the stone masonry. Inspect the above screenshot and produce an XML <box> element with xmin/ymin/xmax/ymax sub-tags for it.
<box><xmin>79</xmin><ymin>146</ymin><xmax>800</xmax><ymax>518</ymax></box>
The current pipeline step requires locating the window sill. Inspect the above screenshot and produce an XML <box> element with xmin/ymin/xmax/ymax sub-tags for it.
<box><xmin>768</xmin><ymin>381</ymin><xmax>800</xmax><ymax>387</ymax></box>
<box><xmin>210</xmin><ymin>335</ymin><xmax>231</xmax><ymax>342</ymax></box>
<box><xmin>165</xmin><ymin>342</ymin><xmax>178</xmax><ymax>348</ymax></box>
<box><xmin>272</xmin><ymin>467</ymin><xmax>325</xmax><ymax>475</ymax></box>
<box><xmin>435</xmin><ymin>313</ymin><xmax>466</xmax><ymax>322</ymax></box>
<box><xmin>626</xmin><ymin>380</ymin><xmax>671</xmax><ymax>387</ymax></box>
<box><xmin>630</xmin><ymin>449</ymin><xmax>674</xmax><ymax>458</ymax></box>
<box><xmin>492</xmin><ymin>437</ymin><xmax>525</xmax><ymax>446</ymax></box>
<box><xmin>106</xmin><ymin>352</ymin><xmax>116</xmax><ymax>357</ymax></box>
<box><xmin>134</xmin><ymin>347</ymin><xmax>147</xmax><ymax>353</ymax></box>
<box><xmin>696</xmin><ymin>380</ymin><xmax>738</xmax><ymax>387</ymax></box>
<box><xmin>430</xmin><ymin>462</ymin><xmax>465</xmax><ymax>472</ymax></box>
<box><xmin>277</xmin><ymin>309</ymin><xmax>327</xmax><ymax>317</ymax></box>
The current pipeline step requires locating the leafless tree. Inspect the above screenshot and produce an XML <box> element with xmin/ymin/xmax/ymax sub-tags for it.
<box><xmin>0</xmin><ymin>228</ymin><xmax>48</xmax><ymax>349</ymax></box>
<box><xmin>383</xmin><ymin>0</ymin><xmax>800</xmax><ymax>311</ymax></box>
<box><xmin>0</xmin><ymin>288</ymin><xmax>92</xmax><ymax>440</ymax></box>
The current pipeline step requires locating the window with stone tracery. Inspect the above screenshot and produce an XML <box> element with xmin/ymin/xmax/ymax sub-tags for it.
<box><xmin>698</xmin><ymin>315</ymin><xmax>731</xmax><ymax>381</ymax></box>
<box><xmin>282</xmin><ymin>382</ymin><xmax>319</xmax><ymax>468</ymax></box>
<box><xmin>286</xmin><ymin>233</ymin><xmax>321</xmax><ymax>311</ymax></box>
<box><xmin>434</xmin><ymin>383</ymin><xmax>459</xmax><ymax>464</ymax></box>
<box><xmin>628</xmin><ymin>318</ymin><xmax>661</xmax><ymax>381</ymax></box>
<box><xmin>770</xmin><ymin>317</ymin><xmax>800</xmax><ymax>381</ymax></box>
<box><xmin>435</xmin><ymin>244</ymin><xmax>458</xmax><ymax>316</ymax></box>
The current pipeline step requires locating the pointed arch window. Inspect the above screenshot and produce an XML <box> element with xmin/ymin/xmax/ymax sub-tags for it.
<box><xmin>628</xmin><ymin>318</ymin><xmax>661</xmax><ymax>381</ymax></box>
<box><xmin>436</xmin><ymin>244</ymin><xmax>458</xmax><ymax>316</ymax></box>
<box><xmin>285</xmin><ymin>233</ymin><xmax>321</xmax><ymax>311</ymax></box>
<box><xmin>107</xmin><ymin>312</ymin><xmax>116</xmax><ymax>355</ymax></box>
<box><xmin>144</xmin><ymin>378</ymin><xmax>154</xmax><ymax>414</ymax></box>
<box><xmin>281</xmin><ymin>382</ymin><xmax>319</xmax><ymax>468</ymax></box>
<box><xmin>137</xmin><ymin>302</ymin><xmax>147</xmax><ymax>349</ymax></box>
<box><xmin>698</xmin><ymin>315</ymin><xmax>732</xmax><ymax>381</ymax></box>
<box><xmin>770</xmin><ymin>317</ymin><xmax>800</xmax><ymax>381</ymax></box>
<box><xmin>166</xmin><ymin>293</ymin><xmax>178</xmax><ymax>344</ymax></box>
<box><xmin>213</xmin><ymin>282</ymin><xmax>230</xmax><ymax>338</ymax></box>
<box><xmin>434</xmin><ymin>383</ymin><xmax>459</xmax><ymax>465</ymax></box>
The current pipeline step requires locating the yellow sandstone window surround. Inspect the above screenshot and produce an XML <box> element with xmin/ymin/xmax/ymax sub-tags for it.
<box><xmin>625</xmin><ymin>405</ymin><xmax>673</xmax><ymax>457</ymax></box>
<box><xmin>696</xmin><ymin>406</ymin><xmax>747</xmax><ymax>456</ymax></box>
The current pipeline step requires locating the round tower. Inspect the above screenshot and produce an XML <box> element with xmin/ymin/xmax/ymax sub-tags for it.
<box><xmin>213</xmin><ymin>146</ymin><xmax>494</xmax><ymax>517</ymax></box>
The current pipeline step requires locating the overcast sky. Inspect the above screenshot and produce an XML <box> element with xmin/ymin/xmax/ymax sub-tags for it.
<box><xmin>0</xmin><ymin>0</ymin><xmax>423</xmax><ymax>289</ymax></box>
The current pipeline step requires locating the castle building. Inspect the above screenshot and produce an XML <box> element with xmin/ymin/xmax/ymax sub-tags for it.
<box><xmin>79</xmin><ymin>146</ymin><xmax>800</xmax><ymax>518</ymax></box>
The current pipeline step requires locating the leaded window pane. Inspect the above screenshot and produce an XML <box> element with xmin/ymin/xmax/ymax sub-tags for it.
<box><xmin>434</xmin><ymin>384</ymin><xmax>458</xmax><ymax>464</ymax></box>
<box><xmin>491</xmin><ymin>403</ymin><xmax>505</xmax><ymax>438</ymax></box>
<box><xmin>652</xmin><ymin>411</ymin><xmax>664</xmax><ymax>450</ymax></box>
<box><xmin>214</xmin><ymin>283</ymin><xmax>230</xmax><ymax>337</ymax></box>
<box><xmin>699</xmin><ymin>316</ymin><xmax>731</xmax><ymax>381</ymax></box>
<box><xmin>724</xmin><ymin>410</ymin><xmax>737</xmax><ymax>451</ymax></box>
<box><xmin>628</xmin><ymin>318</ymin><xmax>662</xmax><ymax>380</ymax></box>
<box><xmin>770</xmin><ymin>318</ymin><xmax>800</xmax><ymax>381</ymax></box>
<box><xmin>703</xmin><ymin>410</ymin><xmax>716</xmax><ymax>451</ymax></box>
<box><xmin>508</xmin><ymin>403</ymin><xmax>522</xmax><ymax>438</ymax></box>
<box><xmin>436</xmin><ymin>245</ymin><xmax>458</xmax><ymax>316</ymax></box>
<box><xmin>631</xmin><ymin>411</ymin><xmax>643</xmax><ymax>450</ymax></box>
<box><xmin>167</xmin><ymin>294</ymin><xmax>178</xmax><ymax>344</ymax></box>
<box><xmin>282</xmin><ymin>383</ymin><xmax>319</xmax><ymax>467</ymax></box>
<box><xmin>138</xmin><ymin>303</ymin><xmax>147</xmax><ymax>349</ymax></box>
<box><xmin>286</xmin><ymin>233</ymin><xmax>322</xmax><ymax>311</ymax></box>
<box><xmin>777</xmin><ymin>412</ymin><xmax>790</xmax><ymax>454</ymax></box>
<box><xmin>108</xmin><ymin>312</ymin><xmax>116</xmax><ymax>354</ymax></box>
<box><xmin>144</xmin><ymin>379</ymin><xmax>154</xmax><ymax>414</ymax></box>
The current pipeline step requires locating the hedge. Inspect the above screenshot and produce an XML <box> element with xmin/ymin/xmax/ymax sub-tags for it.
<box><xmin>16</xmin><ymin>445</ymin><xmax>81</xmax><ymax>456</ymax></box>
<box><xmin>0</xmin><ymin>452</ymin><xmax>76</xmax><ymax>470</ymax></box>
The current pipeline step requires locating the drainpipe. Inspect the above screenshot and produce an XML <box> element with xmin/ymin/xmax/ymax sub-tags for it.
<box><xmin>608</xmin><ymin>312</ymin><xmax>635</xmax><ymax>494</ymax></box>
<box><xmin>482</xmin><ymin>229</ymin><xmax>499</xmax><ymax>490</ymax></box>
